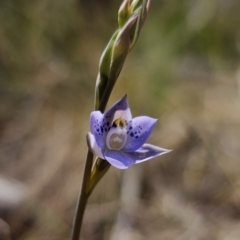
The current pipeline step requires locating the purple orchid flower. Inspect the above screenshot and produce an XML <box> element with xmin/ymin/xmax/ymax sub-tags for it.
<box><xmin>87</xmin><ymin>95</ymin><xmax>171</xmax><ymax>169</ymax></box>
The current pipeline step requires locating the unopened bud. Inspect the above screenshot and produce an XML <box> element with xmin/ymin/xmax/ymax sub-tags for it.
<box><xmin>130</xmin><ymin>0</ymin><xmax>141</xmax><ymax>11</ymax></box>
<box><xmin>99</xmin><ymin>30</ymin><xmax>119</xmax><ymax>78</ymax></box>
<box><xmin>140</xmin><ymin>0</ymin><xmax>151</xmax><ymax>28</ymax></box>
<box><xmin>109</xmin><ymin>15</ymin><xmax>138</xmax><ymax>82</ymax></box>
<box><xmin>118</xmin><ymin>0</ymin><xmax>132</xmax><ymax>28</ymax></box>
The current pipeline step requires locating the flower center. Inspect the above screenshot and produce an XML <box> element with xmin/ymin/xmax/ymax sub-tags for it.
<box><xmin>106</xmin><ymin>118</ymin><xmax>127</xmax><ymax>150</ymax></box>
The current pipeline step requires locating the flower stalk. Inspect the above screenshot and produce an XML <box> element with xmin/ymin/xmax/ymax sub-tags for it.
<box><xmin>71</xmin><ymin>1</ymin><xmax>151</xmax><ymax>240</ymax></box>
<box><xmin>71</xmin><ymin>150</ymin><xmax>93</xmax><ymax>240</ymax></box>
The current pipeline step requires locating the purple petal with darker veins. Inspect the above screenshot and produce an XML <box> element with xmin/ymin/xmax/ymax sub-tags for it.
<box><xmin>104</xmin><ymin>149</ymin><xmax>135</xmax><ymax>169</ymax></box>
<box><xmin>123</xmin><ymin>116</ymin><xmax>157</xmax><ymax>152</ymax></box>
<box><xmin>103</xmin><ymin>95</ymin><xmax>132</xmax><ymax>128</ymax></box>
<box><xmin>90</xmin><ymin>111</ymin><xmax>105</xmax><ymax>148</ymax></box>
<box><xmin>125</xmin><ymin>143</ymin><xmax>171</xmax><ymax>163</ymax></box>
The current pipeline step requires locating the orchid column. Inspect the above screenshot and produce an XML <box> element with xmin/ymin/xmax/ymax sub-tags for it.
<box><xmin>71</xmin><ymin>1</ymin><xmax>155</xmax><ymax>240</ymax></box>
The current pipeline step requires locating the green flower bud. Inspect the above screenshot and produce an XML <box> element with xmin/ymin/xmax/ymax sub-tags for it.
<box><xmin>109</xmin><ymin>15</ymin><xmax>138</xmax><ymax>82</ymax></box>
<box><xmin>118</xmin><ymin>0</ymin><xmax>132</xmax><ymax>28</ymax></box>
<box><xmin>95</xmin><ymin>0</ymin><xmax>150</xmax><ymax>111</ymax></box>
<box><xmin>130</xmin><ymin>0</ymin><xmax>141</xmax><ymax>11</ymax></box>
<box><xmin>99</xmin><ymin>30</ymin><xmax>119</xmax><ymax>79</ymax></box>
<box><xmin>95</xmin><ymin>30</ymin><xmax>119</xmax><ymax>109</ymax></box>
<box><xmin>129</xmin><ymin>0</ymin><xmax>151</xmax><ymax>50</ymax></box>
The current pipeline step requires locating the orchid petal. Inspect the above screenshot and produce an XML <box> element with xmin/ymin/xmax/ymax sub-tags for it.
<box><xmin>90</xmin><ymin>111</ymin><xmax>105</xmax><ymax>148</ymax></box>
<box><xmin>123</xmin><ymin>116</ymin><xmax>157</xmax><ymax>152</ymax></box>
<box><xmin>126</xmin><ymin>143</ymin><xmax>171</xmax><ymax>163</ymax></box>
<box><xmin>104</xmin><ymin>149</ymin><xmax>134</xmax><ymax>169</ymax></box>
<box><xmin>103</xmin><ymin>95</ymin><xmax>132</xmax><ymax>127</ymax></box>
<box><xmin>87</xmin><ymin>132</ymin><xmax>104</xmax><ymax>159</ymax></box>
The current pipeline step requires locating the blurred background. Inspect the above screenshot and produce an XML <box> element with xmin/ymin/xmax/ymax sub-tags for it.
<box><xmin>0</xmin><ymin>0</ymin><xmax>240</xmax><ymax>239</ymax></box>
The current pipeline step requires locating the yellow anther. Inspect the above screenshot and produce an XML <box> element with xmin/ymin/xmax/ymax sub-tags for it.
<box><xmin>114</xmin><ymin>118</ymin><xmax>126</xmax><ymax>128</ymax></box>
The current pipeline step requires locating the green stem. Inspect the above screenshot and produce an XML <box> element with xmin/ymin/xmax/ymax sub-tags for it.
<box><xmin>87</xmin><ymin>158</ymin><xmax>111</xmax><ymax>198</ymax></box>
<box><xmin>98</xmin><ymin>76</ymin><xmax>119</xmax><ymax>112</ymax></box>
<box><xmin>71</xmin><ymin>150</ymin><xmax>94</xmax><ymax>240</ymax></box>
